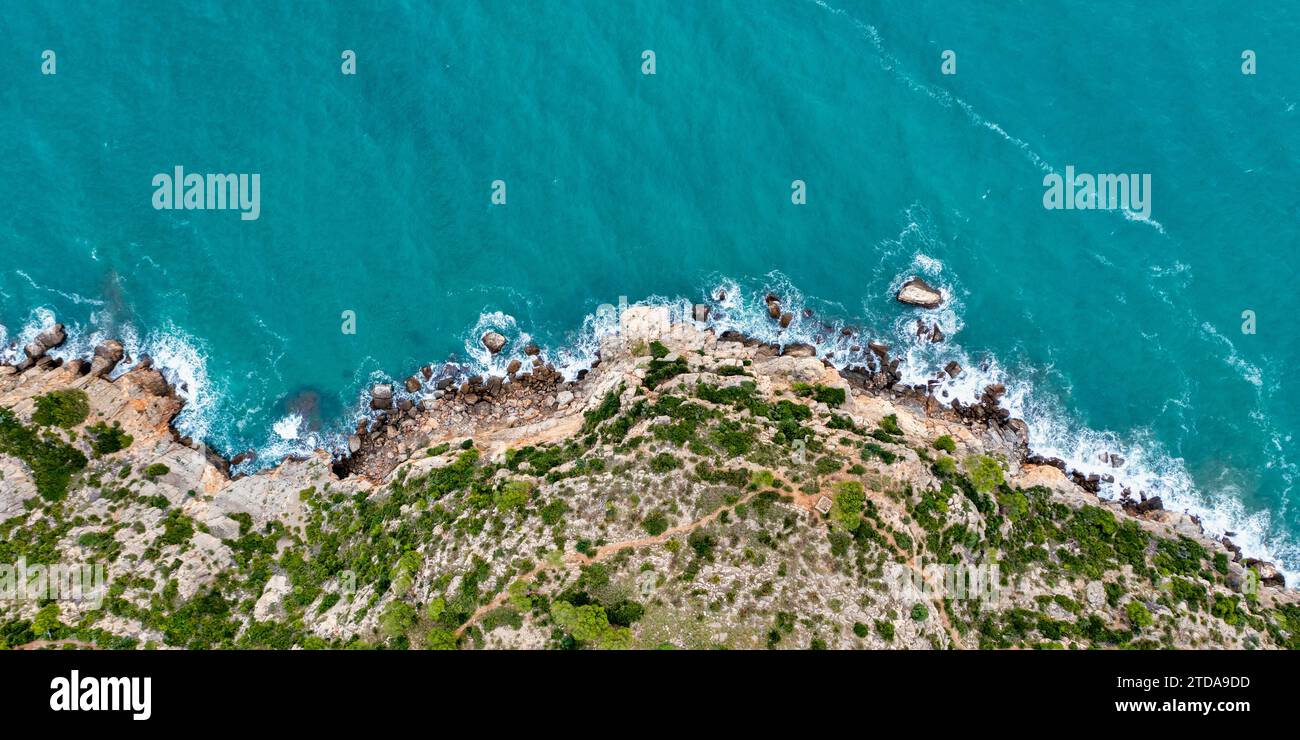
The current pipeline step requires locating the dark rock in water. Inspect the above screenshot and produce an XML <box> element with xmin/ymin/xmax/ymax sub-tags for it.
<box><xmin>481</xmin><ymin>331</ymin><xmax>507</xmax><ymax>354</ymax></box>
<box><xmin>693</xmin><ymin>303</ymin><xmax>710</xmax><ymax>322</ymax></box>
<box><xmin>718</xmin><ymin>330</ymin><xmax>746</xmax><ymax>343</ymax></box>
<box><xmin>506</xmin><ymin>359</ymin><xmax>522</xmax><ymax>375</ymax></box>
<box><xmin>779</xmin><ymin>312</ymin><xmax>793</xmax><ymax>328</ymax></box>
<box><xmin>231</xmin><ymin>450</ymin><xmax>257</xmax><ymax>466</ymax></box>
<box><xmin>435</xmin><ymin>376</ymin><xmax>454</xmax><ymax>391</ymax></box>
<box><xmin>524</xmin><ymin>343</ymin><xmax>541</xmax><ymax>356</ymax></box>
<box><xmin>782</xmin><ymin>343</ymin><xmax>816</xmax><ymax>358</ymax></box>
<box><xmin>895</xmin><ymin>277</ymin><xmax>944</xmax><ymax>308</ymax></box>
<box><xmin>868</xmin><ymin>341</ymin><xmax>890</xmax><ymax>361</ymax></box>
<box><xmin>1124</xmin><ymin>496</ymin><xmax>1163</xmax><ymax>515</ymax></box>
<box><xmin>929</xmin><ymin>324</ymin><xmax>944</xmax><ymax>343</ymax></box>
<box><xmin>1026</xmin><ymin>454</ymin><xmax>1068</xmax><ymax>472</ymax></box>
<box><xmin>944</xmin><ymin>361</ymin><xmax>962</xmax><ymax>378</ymax></box>
<box><xmin>766</xmin><ymin>301</ymin><xmax>781</xmax><ymax>320</ymax></box>
<box><xmin>421</xmin><ymin>365</ymin><xmax>433</xmax><ymax>380</ymax></box>
<box><xmin>802</xmin><ymin>308</ymin><xmax>814</xmax><ymax>318</ymax></box>
<box><xmin>404</xmin><ymin>376</ymin><xmax>422</xmax><ymax>394</ymax></box>
<box><xmin>90</xmin><ymin>339</ymin><xmax>125</xmax><ymax>377</ymax></box>
<box><xmin>1071</xmin><ymin>471</ymin><xmax>1102</xmax><ymax>493</ymax></box>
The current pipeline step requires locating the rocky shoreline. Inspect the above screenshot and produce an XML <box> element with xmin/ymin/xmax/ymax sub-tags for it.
<box><xmin>0</xmin><ymin>286</ymin><xmax>1290</xmax><ymax>592</ymax></box>
<box><xmin>3</xmin><ymin>292</ymin><xmax>1297</xmax><ymax>650</ymax></box>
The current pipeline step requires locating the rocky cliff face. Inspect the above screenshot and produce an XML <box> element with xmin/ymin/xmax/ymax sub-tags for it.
<box><xmin>1</xmin><ymin>307</ymin><xmax>1296</xmax><ymax>650</ymax></box>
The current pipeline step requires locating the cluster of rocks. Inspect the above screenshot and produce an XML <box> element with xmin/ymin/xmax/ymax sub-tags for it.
<box><xmin>915</xmin><ymin>319</ymin><xmax>944</xmax><ymax>343</ymax></box>
<box><xmin>764</xmin><ymin>294</ymin><xmax>795</xmax><ymax>329</ymax></box>
<box><xmin>3</xmin><ymin>328</ymin><xmax>136</xmax><ymax>390</ymax></box>
<box><xmin>9</xmin><ymin>323</ymin><xmax>67</xmax><ymax>372</ymax></box>
<box><xmin>341</xmin><ymin>344</ymin><xmax>581</xmax><ymax>480</ymax></box>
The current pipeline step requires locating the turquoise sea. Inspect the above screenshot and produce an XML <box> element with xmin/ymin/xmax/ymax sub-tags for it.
<box><xmin>2</xmin><ymin>1</ymin><xmax>1298</xmax><ymax>579</ymax></box>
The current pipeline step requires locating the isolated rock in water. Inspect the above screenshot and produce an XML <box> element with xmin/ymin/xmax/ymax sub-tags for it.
<box><xmin>481</xmin><ymin>331</ymin><xmax>507</xmax><ymax>354</ymax></box>
<box><xmin>523</xmin><ymin>343</ymin><xmax>540</xmax><ymax>356</ymax></box>
<box><xmin>779</xmin><ymin>312</ymin><xmax>793</xmax><ymax>328</ymax></box>
<box><xmin>896</xmin><ymin>277</ymin><xmax>943</xmax><ymax>308</ymax></box>
<box><xmin>404</xmin><ymin>376</ymin><xmax>422</xmax><ymax>394</ymax></box>
<box><xmin>90</xmin><ymin>339</ymin><xmax>126</xmax><ymax>377</ymax></box>
<box><xmin>868</xmin><ymin>341</ymin><xmax>890</xmax><ymax>361</ymax></box>
<box><xmin>506</xmin><ymin>359</ymin><xmax>522</xmax><ymax>375</ymax></box>
<box><xmin>944</xmin><ymin>361</ymin><xmax>962</xmax><ymax>378</ymax></box>
<box><xmin>766</xmin><ymin>301</ymin><xmax>781</xmax><ymax>320</ymax></box>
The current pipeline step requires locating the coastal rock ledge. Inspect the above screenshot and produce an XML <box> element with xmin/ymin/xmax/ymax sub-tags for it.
<box><xmin>0</xmin><ymin>307</ymin><xmax>1295</xmax><ymax>651</ymax></box>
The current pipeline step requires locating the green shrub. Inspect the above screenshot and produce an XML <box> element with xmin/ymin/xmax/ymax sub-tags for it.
<box><xmin>642</xmin><ymin>513</ymin><xmax>669</xmax><ymax>536</ymax></box>
<box><xmin>932</xmin><ymin>435</ymin><xmax>956</xmax><ymax>453</ymax></box>
<box><xmin>32</xmin><ymin>389</ymin><xmax>90</xmax><ymax>428</ymax></box>
<box><xmin>878</xmin><ymin>414</ymin><xmax>902</xmax><ymax>436</ymax></box>
<box><xmin>1125</xmin><ymin>601</ymin><xmax>1153</xmax><ymax>628</ymax></box>
<box><xmin>649</xmin><ymin>452</ymin><xmax>680</xmax><ymax>473</ymax></box>
<box><xmin>963</xmin><ymin>455</ymin><xmax>1004</xmax><ymax>494</ymax></box>
<box><xmin>495</xmin><ymin>480</ymin><xmax>532</xmax><ymax>510</ymax></box>
<box><xmin>911</xmin><ymin>603</ymin><xmax>929</xmax><ymax>621</ymax></box>
<box><xmin>830</xmin><ymin>481</ymin><xmax>866</xmax><ymax>531</ymax></box>
<box><xmin>143</xmin><ymin>463</ymin><xmax>171</xmax><ymax>480</ymax></box>
<box><xmin>87</xmin><ymin>421</ymin><xmax>133</xmax><ymax>455</ymax></box>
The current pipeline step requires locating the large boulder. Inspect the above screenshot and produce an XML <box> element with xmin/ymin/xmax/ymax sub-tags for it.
<box><xmin>370</xmin><ymin>383</ymin><xmax>393</xmax><ymax>410</ymax></box>
<box><xmin>896</xmin><ymin>277</ymin><xmax>943</xmax><ymax>308</ymax></box>
<box><xmin>481</xmin><ymin>331</ymin><xmax>507</xmax><ymax>354</ymax></box>
<box><xmin>89</xmin><ymin>339</ymin><xmax>125</xmax><ymax>377</ymax></box>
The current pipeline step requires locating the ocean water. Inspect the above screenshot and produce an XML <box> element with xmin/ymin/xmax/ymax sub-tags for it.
<box><xmin>2</xmin><ymin>1</ymin><xmax>1298</xmax><ymax>579</ymax></box>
